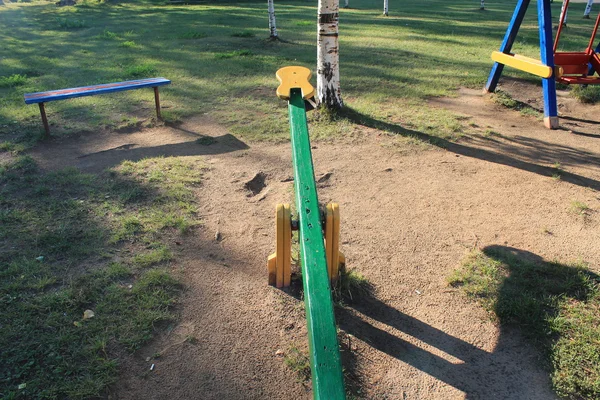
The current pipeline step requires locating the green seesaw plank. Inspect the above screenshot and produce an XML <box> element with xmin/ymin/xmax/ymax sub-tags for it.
<box><xmin>288</xmin><ymin>88</ymin><xmax>346</xmax><ymax>400</ymax></box>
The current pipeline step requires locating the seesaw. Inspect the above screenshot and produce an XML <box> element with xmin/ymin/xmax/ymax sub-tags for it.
<box><xmin>267</xmin><ymin>66</ymin><xmax>346</xmax><ymax>400</ymax></box>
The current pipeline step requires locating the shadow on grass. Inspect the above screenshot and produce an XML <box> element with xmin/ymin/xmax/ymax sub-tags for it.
<box><xmin>339</xmin><ymin>106</ymin><xmax>600</xmax><ymax>191</ymax></box>
<box><xmin>0</xmin><ymin>158</ymin><xmax>191</xmax><ymax>398</ymax></box>
<box><xmin>449</xmin><ymin>246</ymin><xmax>600</xmax><ymax>399</ymax></box>
<box><xmin>335</xmin><ymin>246</ymin><xmax>599</xmax><ymax>398</ymax></box>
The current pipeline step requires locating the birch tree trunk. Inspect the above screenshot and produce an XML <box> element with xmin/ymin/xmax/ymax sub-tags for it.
<box><xmin>480</xmin><ymin>0</ymin><xmax>485</xmax><ymax>10</ymax></box>
<box><xmin>344</xmin><ymin>0</ymin><xmax>348</xmax><ymax>9</ymax></box>
<box><xmin>559</xmin><ymin>0</ymin><xmax>569</xmax><ymax>25</ymax></box>
<box><xmin>267</xmin><ymin>0</ymin><xmax>278</xmax><ymax>39</ymax></box>
<box><xmin>584</xmin><ymin>0</ymin><xmax>594</xmax><ymax>17</ymax></box>
<box><xmin>383</xmin><ymin>0</ymin><xmax>389</xmax><ymax>16</ymax></box>
<box><xmin>317</xmin><ymin>0</ymin><xmax>343</xmax><ymax>108</ymax></box>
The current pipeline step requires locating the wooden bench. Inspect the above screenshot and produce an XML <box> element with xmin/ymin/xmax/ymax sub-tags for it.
<box><xmin>24</xmin><ymin>77</ymin><xmax>171</xmax><ymax>137</ymax></box>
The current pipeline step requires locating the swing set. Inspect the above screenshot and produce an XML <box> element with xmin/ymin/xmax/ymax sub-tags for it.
<box><xmin>485</xmin><ymin>0</ymin><xmax>600</xmax><ymax>129</ymax></box>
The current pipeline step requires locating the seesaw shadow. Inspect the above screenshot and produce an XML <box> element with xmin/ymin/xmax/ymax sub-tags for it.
<box><xmin>337</xmin><ymin>245</ymin><xmax>599</xmax><ymax>398</ymax></box>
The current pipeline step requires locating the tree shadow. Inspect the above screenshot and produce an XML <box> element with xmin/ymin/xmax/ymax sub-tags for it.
<box><xmin>466</xmin><ymin>134</ymin><xmax>600</xmax><ymax>170</ymax></box>
<box><xmin>336</xmin><ymin>246</ymin><xmax>598</xmax><ymax>398</ymax></box>
<box><xmin>340</xmin><ymin>107</ymin><xmax>600</xmax><ymax>191</ymax></box>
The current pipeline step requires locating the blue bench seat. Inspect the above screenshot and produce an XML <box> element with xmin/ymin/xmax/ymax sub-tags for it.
<box><xmin>24</xmin><ymin>77</ymin><xmax>171</xmax><ymax>137</ymax></box>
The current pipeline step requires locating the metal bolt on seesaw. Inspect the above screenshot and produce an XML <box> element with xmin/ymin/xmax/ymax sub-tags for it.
<box><xmin>268</xmin><ymin>66</ymin><xmax>346</xmax><ymax>400</ymax></box>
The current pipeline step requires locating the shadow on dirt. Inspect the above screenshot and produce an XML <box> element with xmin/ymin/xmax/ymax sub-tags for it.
<box><xmin>337</xmin><ymin>245</ymin><xmax>599</xmax><ymax>399</ymax></box>
<box><xmin>341</xmin><ymin>107</ymin><xmax>600</xmax><ymax>191</ymax></box>
<box><xmin>33</xmin><ymin>128</ymin><xmax>249</xmax><ymax>173</ymax></box>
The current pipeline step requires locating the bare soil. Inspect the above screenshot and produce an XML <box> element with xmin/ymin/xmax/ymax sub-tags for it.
<box><xmin>29</xmin><ymin>81</ymin><xmax>600</xmax><ymax>399</ymax></box>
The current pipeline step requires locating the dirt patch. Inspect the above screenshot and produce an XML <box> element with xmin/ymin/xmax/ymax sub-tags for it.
<box><xmin>26</xmin><ymin>88</ymin><xmax>600</xmax><ymax>399</ymax></box>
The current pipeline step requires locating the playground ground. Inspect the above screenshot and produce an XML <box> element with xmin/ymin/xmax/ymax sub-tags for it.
<box><xmin>1</xmin><ymin>0</ymin><xmax>600</xmax><ymax>398</ymax></box>
<box><xmin>24</xmin><ymin>78</ymin><xmax>600</xmax><ymax>399</ymax></box>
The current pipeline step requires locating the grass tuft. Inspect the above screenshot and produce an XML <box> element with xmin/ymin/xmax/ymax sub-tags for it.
<box><xmin>98</xmin><ymin>29</ymin><xmax>118</xmax><ymax>40</ymax></box>
<box><xmin>214</xmin><ymin>49</ymin><xmax>252</xmax><ymax>59</ymax></box>
<box><xmin>119</xmin><ymin>40</ymin><xmax>138</xmax><ymax>48</ymax></box>
<box><xmin>284</xmin><ymin>346</ymin><xmax>311</xmax><ymax>383</ymax></box>
<box><xmin>56</xmin><ymin>17</ymin><xmax>87</xmax><ymax>29</ymax></box>
<box><xmin>334</xmin><ymin>269</ymin><xmax>373</xmax><ymax>304</ymax></box>
<box><xmin>0</xmin><ymin>74</ymin><xmax>27</xmax><ymax>88</ymax></box>
<box><xmin>570</xmin><ymin>200</ymin><xmax>590</xmax><ymax>216</ymax></box>
<box><xmin>491</xmin><ymin>90</ymin><xmax>519</xmax><ymax>109</ymax></box>
<box><xmin>449</xmin><ymin>247</ymin><xmax>600</xmax><ymax>399</ymax></box>
<box><xmin>132</xmin><ymin>245</ymin><xmax>172</xmax><ymax>268</ymax></box>
<box><xmin>124</xmin><ymin>63</ymin><xmax>157</xmax><ymax>78</ymax></box>
<box><xmin>231</xmin><ymin>31</ymin><xmax>255</xmax><ymax>38</ymax></box>
<box><xmin>178</xmin><ymin>30</ymin><xmax>207</xmax><ymax>39</ymax></box>
<box><xmin>571</xmin><ymin>85</ymin><xmax>600</xmax><ymax>104</ymax></box>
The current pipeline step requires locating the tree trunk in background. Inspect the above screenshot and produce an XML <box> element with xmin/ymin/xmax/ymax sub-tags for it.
<box><xmin>480</xmin><ymin>0</ymin><xmax>485</xmax><ymax>10</ymax></box>
<box><xmin>559</xmin><ymin>0</ymin><xmax>569</xmax><ymax>25</ymax></box>
<box><xmin>383</xmin><ymin>0</ymin><xmax>389</xmax><ymax>16</ymax></box>
<box><xmin>344</xmin><ymin>0</ymin><xmax>348</xmax><ymax>9</ymax></box>
<box><xmin>317</xmin><ymin>0</ymin><xmax>343</xmax><ymax>108</ymax></box>
<box><xmin>268</xmin><ymin>0</ymin><xmax>278</xmax><ymax>39</ymax></box>
<box><xmin>584</xmin><ymin>0</ymin><xmax>594</xmax><ymax>17</ymax></box>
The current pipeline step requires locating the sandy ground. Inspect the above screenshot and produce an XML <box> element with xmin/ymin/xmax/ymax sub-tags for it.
<box><xmin>28</xmin><ymin>80</ymin><xmax>600</xmax><ymax>399</ymax></box>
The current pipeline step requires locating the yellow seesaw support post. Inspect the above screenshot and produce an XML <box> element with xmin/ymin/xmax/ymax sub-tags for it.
<box><xmin>325</xmin><ymin>203</ymin><xmax>344</xmax><ymax>284</ymax></box>
<box><xmin>267</xmin><ymin>204</ymin><xmax>291</xmax><ymax>288</ymax></box>
<box><xmin>268</xmin><ymin>67</ymin><xmax>344</xmax><ymax>289</ymax></box>
<box><xmin>268</xmin><ymin>201</ymin><xmax>344</xmax><ymax>287</ymax></box>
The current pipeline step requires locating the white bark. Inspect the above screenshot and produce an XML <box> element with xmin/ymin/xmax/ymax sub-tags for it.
<box><xmin>317</xmin><ymin>0</ymin><xmax>343</xmax><ymax>108</ymax></box>
<box><xmin>559</xmin><ymin>0</ymin><xmax>568</xmax><ymax>24</ymax></box>
<box><xmin>383</xmin><ymin>0</ymin><xmax>388</xmax><ymax>16</ymax></box>
<box><xmin>584</xmin><ymin>0</ymin><xmax>594</xmax><ymax>17</ymax></box>
<box><xmin>480</xmin><ymin>0</ymin><xmax>485</xmax><ymax>10</ymax></box>
<box><xmin>344</xmin><ymin>0</ymin><xmax>348</xmax><ymax>8</ymax></box>
<box><xmin>268</xmin><ymin>0</ymin><xmax>278</xmax><ymax>38</ymax></box>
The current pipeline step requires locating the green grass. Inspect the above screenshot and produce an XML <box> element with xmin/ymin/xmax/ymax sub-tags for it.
<box><xmin>120</xmin><ymin>40</ymin><xmax>138</xmax><ymax>48</ymax></box>
<box><xmin>178</xmin><ymin>30</ymin><xmax>207</xmax><ymax>39</ymax></box>
<box><xmin>333</xmin><ymin>268</ymin><xmax>373</xmax><ymax>304</ymax></box>
<box><xmin>0</xmin><ymin>155</ymin><xmax>203</xmax><ymax>399</ymax></box>
<box><xmin>124</xmin><ymin>63</ymin><xmax>157</xmax><ymax>78</ymax></box>
<box><xmin>570</xmin><ymin>200</ymin><xmax>591</xmax><ymax>216</ymax></box>
<box><xmin>2</xmin><ymin>0</ymin><xmax>595</xmax><ymax>145</ymax></box>
<box><xmin>231</xmin><ymin>30</ymin><xmax>256</xmax><ymax>38</ymax></box>
<box><xmin>284</xmin><ymin>345</ymin><xmax>312</xmax><ymax>383</ymax></box>
<box><xmin>571</xmin><ymin>85</ymin><xmax>600</xmax><ymax>104</ymax></box>
<box><xmin>56</xmin><ymin>17</ymin><xmax>87</xmax><ymax>30</ymax></box>
<box><xmin>214</xmin><ymin>49</ymin><xmax>253</xmax><ymax>59</ymax></box>
<box><xmin>552</xmin><ymin>162</ymin><xmax>564</xmax><ymax>180</ymax></box>
<box><xmin>1</xmin><ymin>0</ymin><xmax>599</xmax><ymax>397</ymax></box>
<box><xmin>448</xmin><ymin>247</ymin><xmax>600</xmax><ymax>399</ymax></box>
<box><xmin>0</xmin><ymin>74</ymin><xmax>27</xmax><ymax>88</ymax></box>
<box><xmin>491</xmin><ymin>89</ymin><xmax>541</xmax><ymax>119</ymax></box>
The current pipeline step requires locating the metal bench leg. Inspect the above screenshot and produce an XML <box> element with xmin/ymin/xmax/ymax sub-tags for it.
<box><xmin>153</xmin><ymin>87</ymin><xmax>162</xmax><ymax>120</ymax></box>
<box><xmin>38</xmin><ymin>102</ymin><xmax>50</xmax><ymax>138</ymax></box>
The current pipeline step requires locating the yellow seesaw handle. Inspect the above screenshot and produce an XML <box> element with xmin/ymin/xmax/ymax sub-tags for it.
<box><xmin>276</xmin><ymin>66</ymin><xmax>315</xmax><ymax>100</ymax></box>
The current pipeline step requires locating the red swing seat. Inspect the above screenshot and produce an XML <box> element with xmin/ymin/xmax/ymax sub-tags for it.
<box><xmin>554</xmin><ymin>0</ymin><xmax>600</xmax><ymax>85</ymax></box>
